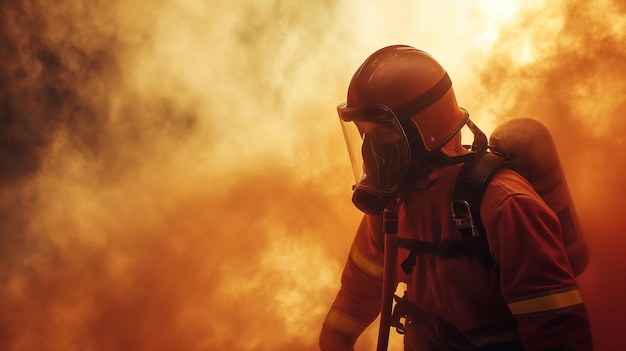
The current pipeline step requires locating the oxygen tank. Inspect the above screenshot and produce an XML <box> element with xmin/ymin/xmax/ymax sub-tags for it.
<box><xmin>489</xmin><ymin>118</ymin><xmax>589</xmax><ymax>276</ymax></box>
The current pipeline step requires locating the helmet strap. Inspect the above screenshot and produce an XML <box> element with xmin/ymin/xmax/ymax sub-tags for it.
<box><xmin>466</xmin><ymin>119</ymin><xmax>488</xmax><ymax>152</ymax></box>
<box><xmin>429</xmin><ymin>119</ymin><xmax>488</xmax><ymax>166</ymax></box>
<box><xmin>431</xmin><ymin>152</ymin><xmax>476</xmax><ymax>166</ymax></box>
<box><xmin>399</xmin><ymin>118</ymin><xmax>484</xmax><ymax>185</ymax></box>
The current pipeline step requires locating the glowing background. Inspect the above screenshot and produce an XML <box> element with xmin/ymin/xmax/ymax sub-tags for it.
<box><xmin>0</xmin><ymin>0</ymin><xmax>624</xmax><ymax>350</ymax></box>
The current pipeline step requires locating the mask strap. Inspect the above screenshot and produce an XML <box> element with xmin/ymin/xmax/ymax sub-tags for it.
<box><xmin>433</xmin><ymin>152</ymin><xmax>477</xmax><ymax>166</ymax></box>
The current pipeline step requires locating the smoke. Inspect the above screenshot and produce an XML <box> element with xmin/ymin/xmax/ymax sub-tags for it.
<box><xmin>0</xmin><ymin>0</ymin><xmax>355</xmax><ymax>349</ymax></box>
<box><xmin>475</xmin><ymin>1</ymin><xmax>626</xmax><ymax>349</ymax></box>
<box><xmin>0</xmin><ymin>0</ymin><xmax>624</xmax><ymax>350</ymax></box>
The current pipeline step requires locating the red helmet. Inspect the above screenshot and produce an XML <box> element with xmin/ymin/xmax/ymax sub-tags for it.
<box><xmin>338</xmin><ymin>45</ymin><xmax>470</xmax><ymax>214</ymax></box>
<box><xmin>344</xmin><ymin>45</ymin><xmax>468</xmax><ymax>152</ymax></box>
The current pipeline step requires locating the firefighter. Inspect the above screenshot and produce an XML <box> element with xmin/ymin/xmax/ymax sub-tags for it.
<box><xmin>319</xmin><ymin>45</ymin><xmax>593</xmax><ymax>350</ymax></box>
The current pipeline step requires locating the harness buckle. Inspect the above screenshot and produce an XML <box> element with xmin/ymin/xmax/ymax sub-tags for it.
<box><xmin>390</xmin><ymin>291</ymin><xmax>410</xmax><ymax>335</ymax></box>
<box><xmin>451</xmin><ymin>200</ymin><xmax>480</xmax><ymax>237</ymax></box>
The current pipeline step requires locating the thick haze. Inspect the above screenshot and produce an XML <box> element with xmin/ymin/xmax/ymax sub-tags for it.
<box><xmin>0</xmin><ymin>0</ymin><xmax>624</xmax><ymax>350</ymax></box>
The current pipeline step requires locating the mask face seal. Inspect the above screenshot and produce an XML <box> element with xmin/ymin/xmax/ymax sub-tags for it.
<box><xmin>338</xmin><ymin>103</ymin><xmax>412</xmax><ymax>215</ymax></box>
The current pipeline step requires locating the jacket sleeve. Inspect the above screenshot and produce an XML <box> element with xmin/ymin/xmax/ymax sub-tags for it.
<box><xmin>319</xmin><ymin>214</ymin><xmax>386</xmax><ymax>350</ymax></box>
<box><xmin>482</xmin><ymin>170</ymin><xmax>593</xmax><ymax>350</ymax></box>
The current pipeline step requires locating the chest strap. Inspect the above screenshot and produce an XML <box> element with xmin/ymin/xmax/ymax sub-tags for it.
<box><xmin>397</xmin><ymin>237</ymin><xmax>495</xmax><ymax>273</ymax></box>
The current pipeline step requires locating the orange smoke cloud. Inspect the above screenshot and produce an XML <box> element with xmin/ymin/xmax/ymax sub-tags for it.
<box><xmin>1</xmin><ymin>0</ymin><xmax>357</xmax><ymax>349</ymax></box>
<box><xmin>1</xmin><ymin>0</ymin><xmax>624</xmax><ymax>350</ymax></box>
<box><xmin>475</xmin><ymin>1</ymin><xmax>626</xmax><ymax>350</ymax></box>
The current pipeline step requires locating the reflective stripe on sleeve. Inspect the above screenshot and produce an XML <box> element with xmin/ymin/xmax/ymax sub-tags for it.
<box><xmin>349</xmin><ymin>242</ymin><xmax>384</xmax><ymax>279</ymax></box>
<box><xmin>324</xmin><ymin>307</ymin><xmax>368</xmax><ymax>338</ymax></box>
<box><xmin>507</xmin><ymin>288</ymin><xmax>584</xmax><ymax>317</ymax></box>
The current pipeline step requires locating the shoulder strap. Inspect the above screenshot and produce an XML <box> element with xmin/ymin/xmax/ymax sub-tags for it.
<box><xmin>452</xmin><ymin>151</ymin><xmax>509</xmax><ymax>238</ymax></box>
<box><xmin>447</xmin><ymin>152</ymin><xmax>509</xmax><ymax>267</ymax></box>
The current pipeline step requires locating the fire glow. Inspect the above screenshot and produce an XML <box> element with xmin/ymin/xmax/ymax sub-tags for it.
<box><xmin>1</xmin><ymin>0</ymin><xmax>625</xmax><ymax>350</ymax></box>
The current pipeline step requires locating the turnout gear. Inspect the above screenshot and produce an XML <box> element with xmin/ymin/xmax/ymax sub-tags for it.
<box><xmin>322</xmin><ymin>164</ymin><xmax>592</xmax><ymax>350</ymax></box>
<box><xmin>321</xmin><ymin>45</ymin><xmax>593</xmax><ymax>351</ymax></box>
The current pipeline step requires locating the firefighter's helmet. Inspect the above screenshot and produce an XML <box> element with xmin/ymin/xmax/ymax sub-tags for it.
<box><xmin>343</xmin><ymin>45</ymin><xmax>468</xmax><ymax>152</ymax></box>
<box><xmin>338</xmin><ymin>45</ymin><xmax>470</xmax><ymax>215</ymax></box>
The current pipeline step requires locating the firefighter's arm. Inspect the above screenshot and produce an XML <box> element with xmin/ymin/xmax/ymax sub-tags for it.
<box><xmin>320</xmin><ymin>214</ymin><xmax>385</xmax><ymax>350</ymax></box>
<box><xmin>483</xmin><ymin>175</ymin><xmax>593</xmax><ymax>350</ymax></box>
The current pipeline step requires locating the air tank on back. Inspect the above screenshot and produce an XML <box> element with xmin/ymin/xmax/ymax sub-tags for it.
<box><xmin>489</xmin><ymin>118</ymin><xmax>589</xmax><ymax>275</ymax></box>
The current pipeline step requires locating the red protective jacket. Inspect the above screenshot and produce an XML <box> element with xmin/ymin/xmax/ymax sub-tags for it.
<box><xmin>320</xmin><ymin>164</ymin><xmax>592</xmax><ymax>350</ymax></box>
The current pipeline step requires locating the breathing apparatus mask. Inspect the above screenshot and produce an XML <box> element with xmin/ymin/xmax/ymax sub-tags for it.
<box><xmin>338</xmin><ymin>103</ymin><xmax>413</xmax><ymax>215</ymax></box>
<box><xmin>339</xmin><ymin>103</ymin><xmax>477</xmax><ymax>215</ymax></box>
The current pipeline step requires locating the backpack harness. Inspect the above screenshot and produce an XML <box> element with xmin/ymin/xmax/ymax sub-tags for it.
<box><xmin>398</xmin><ymin>151</ymin><xmax>509</xmax><ymax>274</ymax></box>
